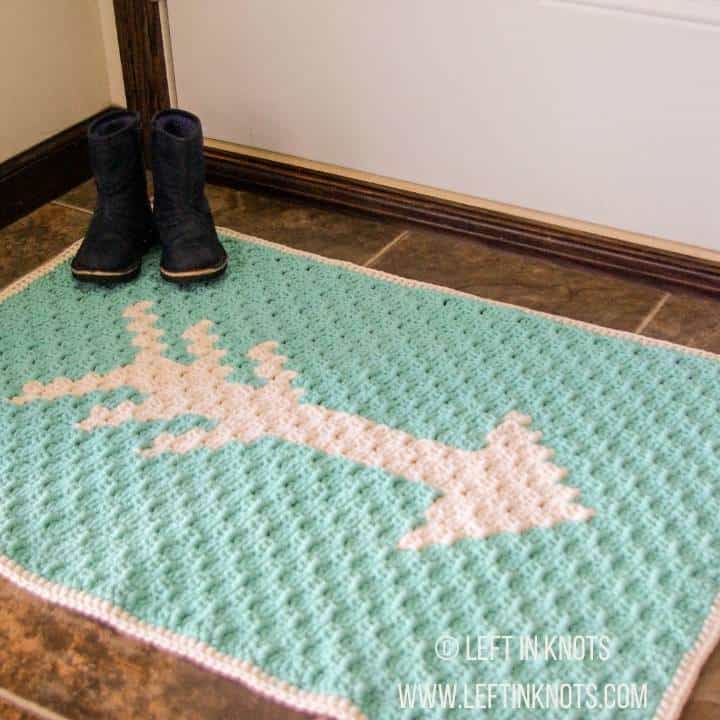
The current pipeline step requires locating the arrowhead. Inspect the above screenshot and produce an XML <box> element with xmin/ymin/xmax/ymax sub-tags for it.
<box><xmin>397</xmin><ymin>412</ymin><xmax>594</xmax><ymax>549</ymax></box>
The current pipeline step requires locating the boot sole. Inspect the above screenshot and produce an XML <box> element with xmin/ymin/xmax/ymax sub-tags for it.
<box><xmin>71</xmin><ymin>229</ymin><xmax>155</xmax><ymax>284</ymax></box>
<box><xmin>71</xmin><ymin>264</ymin><xmax>141</xmax><ymax>283</ymax></box>
<box><xmin>159</xmin><ymin>259</ymin><xmax>228</xmax><ymax>284</ymax></box>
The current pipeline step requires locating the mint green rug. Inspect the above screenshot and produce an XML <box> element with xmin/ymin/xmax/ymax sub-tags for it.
<box><xmin>1</xmin><ymin>228</ymin><xmax>718</xmax><ymax>719</ymax></box>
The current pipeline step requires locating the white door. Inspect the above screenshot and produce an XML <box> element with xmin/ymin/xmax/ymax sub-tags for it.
<box><xmin>166</xmin><ymin>0</ymin><xmax>720</xmax><ymax>251</ymax></box>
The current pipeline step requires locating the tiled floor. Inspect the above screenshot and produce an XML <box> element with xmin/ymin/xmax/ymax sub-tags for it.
<box><xmin>1</xmin><ymin>181</ymin><xmax>719</xmax><ymax>720</ymax></box>
<box><xmin>0</xmin><ymin>696</ymin><xmax>36</xmax><ymax>720</ymax></box>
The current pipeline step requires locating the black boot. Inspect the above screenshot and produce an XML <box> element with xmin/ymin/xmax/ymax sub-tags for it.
<box><xmin>71</xmin><ymin>110</ymin><xmax>154</xmax><ymax>282</ymax></box>
<box><xmin>151</xmin><ymin>109</ymin><xmax>227</xmax><ymax>283</ymax></box>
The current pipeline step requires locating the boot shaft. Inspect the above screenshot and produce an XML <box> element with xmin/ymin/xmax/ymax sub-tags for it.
<box><xmin>88</xmin><ymin>111</ymin><xmax>148</xmax><ymax>209</ymax></box>
<box><xmin>150</xmin><ymin>109</ymin><xmax>227</xmax><ymax>281</ymax></box>
<box><xmin>151</xmin><ymin>110</ymin><xmax>209</xmax><ymax>218</ymax></box>
<box><xmin>72</xmin><ymin>110</ymin><xmax>153</xmax><ymax>280</ymax></box>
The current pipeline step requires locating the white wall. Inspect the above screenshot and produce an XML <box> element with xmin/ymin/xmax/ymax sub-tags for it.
<box><xmin>0</xmin><ymin>0</ymin><xmax>117</xmax><ymax>162</ymax></box>
<box><xmin>168</xmin><ymin>0</ymin><xmax>720</xmax><ymax>251</ymax></box>
<box><xmin>96</xmin><ymin>0</ymin><xmax>126</xmax><ymax>108</ymax></box>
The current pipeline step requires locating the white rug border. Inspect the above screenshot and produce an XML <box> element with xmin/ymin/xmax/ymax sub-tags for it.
<box><xmin>0</xmin><ymin>227</ymin><xmax>717</xmax><ymax>720</ymax></box>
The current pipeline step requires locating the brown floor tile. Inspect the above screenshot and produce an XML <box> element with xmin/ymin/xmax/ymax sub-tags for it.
<box><xmin>692</xmin><ymin>641</ymin><xmax>720</xmax><ymax>705</ymax></box>
<box><xmin>640</xmin><ymin>292</ymin><xmax>720</xmax><ymax>354</ymax></box>
<box><xmin>207</xmin><ymin>184</ymin><xmax>408</xmax><ymax>264</ymax></box>
<box><xmin>0</xmin><ymin>696</ymin><xmax>38</xmax><ymax>720</ymax></box>
<box><xmin>680</xmin><ymin>700</ymin><xmax>720</xmax><ymax>720</ymax></box>
<box><xmin>56</xmin><ymin>179</ymin><xmax>96</xmax><ymax>212</ymax></box>
<box><xmin>0</xmin><ymin>204</ymin><xmax>88</xmax><ymax>290</ymax></box>
<box><xmin>703</xmin><ymin>640</ymin><xmax>720</xmax><ymax>674</ymax></box>
<box><xmin>370</xmin><ymin>227</ymin><xmax>665</xmax><ymax>332</ymax></box>
<box><xmin>0</xmin><ymin>579</ymin><xmax>311</xmax><ymax>720</ymax></box>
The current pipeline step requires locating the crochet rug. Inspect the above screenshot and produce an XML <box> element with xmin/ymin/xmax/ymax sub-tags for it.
<box><xmin>1</xmin><ymin>229</ymin><xmax>718</xmax><ymax>720</ymax></box>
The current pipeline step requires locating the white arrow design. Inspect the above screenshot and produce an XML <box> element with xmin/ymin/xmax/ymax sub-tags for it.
<box><xmin>10</xmin><ymin>301</ymin><xmax>594</xmax><ymax>549</ymax></box>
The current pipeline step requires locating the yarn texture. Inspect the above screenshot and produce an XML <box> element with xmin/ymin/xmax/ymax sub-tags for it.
<box><xmin>1</xmin><ymin>229</ymin><xmax>718</xmax><ymax>719</ymax></box>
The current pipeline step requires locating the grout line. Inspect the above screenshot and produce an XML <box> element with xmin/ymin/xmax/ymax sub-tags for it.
<box><xmin>635</xmin><ymin>292</ymin><xmax>671</xmax><ymax>334</ymax></box>
<box><xmin>363</xmin><ymin>229</ymin><xmax>410</xmax><ymax>267</ymax></box>
<box><xmin>51</xmin><ymin>200</ymin><xmax>93</xmax><ymax>216</ymax></box>
<box><xmin>0</xmin><ymin>687</ymin><xmax>72</xmax><ymax>720</ymax></box>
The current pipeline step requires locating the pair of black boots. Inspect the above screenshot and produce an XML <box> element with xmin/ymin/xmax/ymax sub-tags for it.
<box><xmin>72</xmin><ymin>109</ymin><xmax>227</xmax><ymax>284</ymax></box>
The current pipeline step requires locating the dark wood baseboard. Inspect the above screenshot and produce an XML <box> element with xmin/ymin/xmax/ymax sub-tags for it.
<box><xmin>205</xmin><ymin>146</ymin><xmax>720</xmax><ymax>294</ymax></box>
<box><xmin>0</xmin><ymin>108</ymin><xmax>116</xmax><ymax>230</ymax></box>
